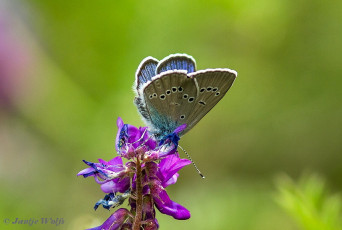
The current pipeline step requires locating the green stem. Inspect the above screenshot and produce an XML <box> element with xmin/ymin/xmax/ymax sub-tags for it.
<box><xmin>132</xmin><ymin>157</ymin><xmax>143</xmax><ymax>230</ymax></box>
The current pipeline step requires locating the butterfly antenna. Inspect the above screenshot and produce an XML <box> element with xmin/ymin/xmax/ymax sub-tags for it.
<box><xmin>178</xmin><ymin>145</ymin><xmax>205</xmax><ymax>179</ymax></box>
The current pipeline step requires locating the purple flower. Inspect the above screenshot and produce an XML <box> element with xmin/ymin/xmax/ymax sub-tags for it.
<box><xmin>79</xmin><ymin>117</ymin><xmax>192</xmax><ymax>229</ymax></box>
<box><xmin>144</xmin><ymin>124</ymin><xmax>187</xmax><ymax>161</ymax></box>
<box><xmin>77</xmin><ymin>156</ymin><xmax>130</xmax><ymax>194</ymax></box>
<box><xmin>157</xmin><ymin>154</ymin><xmax>191</xmax><ymax>188</ymax></box>
<box><xmin>150</xmin><ymin>179</ymin><xmax>191</xmax><ymax>220</ymax></box>
<box><xmin>146</xmin><ymin>154</ymin><xmax>191</xmax><ymax>220</ymax></box>
<box><xmin>87</xmin><ymin>208</ymin><xmax>132</xmax><ymax>230</ymax></box>
<box><xmin>116</xmin><ymin>117</ymin><xmax>157</xmax><ymax>159</ymax></box>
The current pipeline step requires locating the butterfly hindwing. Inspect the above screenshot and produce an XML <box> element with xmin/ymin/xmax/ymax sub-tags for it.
<box><xmin>143</xmin><ymin>70</ymin><xmax>198</xmax><ymax>138</ymax></box>
<box><xmin>181</xmin><ymin>69</ymin><xmax>237</xmax><ymax>135</ymax></box>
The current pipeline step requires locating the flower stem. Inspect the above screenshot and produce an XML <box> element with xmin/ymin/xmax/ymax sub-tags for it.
<box><xmin>133</xmin><ymin>156</ymin><xmax>143</xmax><ymax>230</ymax></box>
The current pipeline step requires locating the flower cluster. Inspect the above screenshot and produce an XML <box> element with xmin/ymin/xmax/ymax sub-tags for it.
<box><xmin>78</xmin><ymin>117</ymin><xmax>191</xmax><ymax>230</ymax></box>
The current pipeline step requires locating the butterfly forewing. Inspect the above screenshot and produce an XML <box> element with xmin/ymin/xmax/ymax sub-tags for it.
<box><xmin>156</xmin><ymin>54</ymin><xmax>196</xmax><ymax>75</ymax></box>
<box><xmin>134</xmin><ymin>57</ymin><xmax>160</xmax><ymax>125</ymax></box>
<box><xmin>143</xmin><ymin>70</ymin><xmax>198</xmax><ymax>138</ymax></box>
<box><xmin>181</xmin><ymin>69</ymin><xmax>237</xmax><ymax>135</ymax></box>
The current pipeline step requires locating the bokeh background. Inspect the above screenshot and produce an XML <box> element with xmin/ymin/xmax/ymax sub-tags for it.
<box><xmin>1</xmin><ymin>0</ymin><xmax>342</xmax><ymax>229</ymax></box>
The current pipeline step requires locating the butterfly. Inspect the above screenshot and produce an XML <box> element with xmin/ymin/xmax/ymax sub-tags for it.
<box><xmin>133</xmin><ymin>53</ymin><xmax>237</xmax><ymax>142</ymax></box>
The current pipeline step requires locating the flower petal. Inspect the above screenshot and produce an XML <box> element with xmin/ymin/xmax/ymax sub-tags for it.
<box><xmin>107</xmin><ymin>156</ymin><xmax>123</xmax><ymax>166</ymax></box>
<box><xmin>158</xmin><ymin>154</ymin><xmax>191</xmax><ymax>186</ymax></box>
<box><xmin>127</xmin><ymin>124</ymin><xmax>141</xmax><ymax>144</ymax></box>
<box><xmin>101</xmin><ymin>177</ymin><xmax>130</xmax><ymax>193</ymax></box>
<box><xmin>117</xmin><ymin>117</ymin><xmax>124</xmax><ymax>129</ymax></box>
<box><xmin>144</xmin><ymin>219</ymin><xmax>159</xmax><ymax>230</ymax></box>
<box><xmin>116</xmin><ymin>118</ymin><xmax>147</xmax><ymax>153</ymax></box>
<box><xmin>77</xmin><ymin>167</ymin><xmax>95</xmax><ymax>177</ymax></box>
<box><xmin>139</xmin><ymin>127</ymin><xmax>157</xmax><ymax>150</ymax></box>
<box><xmin>163</xmin><ymin>173</ymin><xmax>179</xmax><ymax>187</ymax></box>
<box><xmin>151</xmin><ymin>180</ymin><xmax>190</xmax><ymax>220</ymax></box>
<box><xmin>87</xmin><ymin>208</ymin><xmax>131</xmax><ymax>230</ymax></box>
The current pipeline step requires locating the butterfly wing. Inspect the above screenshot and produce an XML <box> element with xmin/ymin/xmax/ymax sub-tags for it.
<box><xmin>156</xmin><ymin>54</ymin><xmax>196</xmax><ymax>74</ymax></box>
<box><xmin>135</xmin><ymin>56</ymin><xmax>159</xmax><ymax>94</ymax></box>
<box><xmin>142</xmin><ymin>70</ymin><xmax>198</xmax><ymax>138</ymax></box>
<box><xmin>134</xmin><ymin>57</ymin><xmax>159</xmax><ymax>124</ymax></box>
<box><xmin>134</xmin><ymin>54</ymin><xmax>237</xmax><ymax>139</ymax></box>
<box><xmin>181</xmin><ymin>69</ymin><xmax>237</xmax><ymax>135</ymax></box>
<box><xmin>134</xmin><ymin>54</ymin><xmax>196</xmax><ymax>125</ymax></box>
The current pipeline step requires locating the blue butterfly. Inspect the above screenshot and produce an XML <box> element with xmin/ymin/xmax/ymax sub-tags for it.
<box><xmin>133</xmin><ymin>54</ymin><xmax>237</xmax><ymax>143</ymax></box>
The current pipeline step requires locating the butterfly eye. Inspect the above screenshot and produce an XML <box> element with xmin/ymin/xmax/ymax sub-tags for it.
<box><xmin>178</xmin><ymin>87</ymin><xmax>183</xmax><ymax>92</ymax></box>
<box><xmin>183</xmin><ymin>94</ymin><xmax>188</xmax><ymax>99</ymax></box>
<box><xmin>172</xmin><ymin>87</ymin><xmax>177</xmax><ymax>92</ymax></box>
<box><xmin>160</xmin><ymin>94</ymin><xmax>166</xmax><ymax>100</ymax></box>
<box><xmin>200</xmin><ymin>88</ymin><xmax>205</xmax><ymax>93</ymax></box>
<box><xmin>215</xmin><ymin>92</ymin><xmax>220</xmax><ymax>96</ymax></box>
<box><xmin>149</xmin><ymin>95</ymin><xmax>153</xmax><ymax>99</ymax></box>
<box><xmin>188</xmin><ymin>97</ymin><xmax>194</xmax><ymax>103</ymax></box>
<box><xmin>199</xmin><ymin>101</ymin><xmax>206</xmax><ymax>106</ymax></box>
<box><xmin>180</xmin><ymin>115</ymin><xmax>185</xmax><ymax>119</ymax></box>
<box><xmin>153</xmin><ymin>93</ymin><xmax>157</xmax><ymax>97</ymax></box>
<box><xmin>206</xmin><ymin>87</ymin><xmax>212</xmax><ymax>91</ymax></box>
<box><xmin>213</xmin><ymin>87</ymin><xmax>218</xmax><ymax>92</ymax></box>
<box><xmin>166</xmin><ymin>90</ymin><xmax>171</xmax><ymax>95</ymax></box>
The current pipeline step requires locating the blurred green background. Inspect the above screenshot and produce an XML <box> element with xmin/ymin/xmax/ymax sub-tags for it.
<box><xmin>1</xmin><ymin>0</ymin><xmax>341</xmax><ymax>229</ymax></box>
